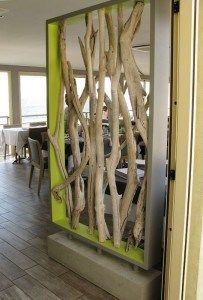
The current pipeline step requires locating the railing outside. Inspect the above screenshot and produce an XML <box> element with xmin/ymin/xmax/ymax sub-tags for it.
<box><xmin>1</xmin><ymin>111</ymin><xmax>133</xmax><ymax>127</ymax></box>
<box><xmin>21</xmin><ymin>114</ymin><xmax>47</xmax><ymax>124</ymax></box>
<box><xmin>82</xmin><ymin>111</ymin><xmax>134</xmax><ymax>120</ymax></box>
<box><xmin>0</xmin><ymin>116</ymin><xmax>10</xmax><ymax>126</ymax></box>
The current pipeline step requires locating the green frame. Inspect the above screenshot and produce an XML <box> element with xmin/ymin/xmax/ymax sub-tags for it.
<box><xmin>47</xmin><ymin>0</ymin><xmax>169</xmax><ymax>270</ymax></box>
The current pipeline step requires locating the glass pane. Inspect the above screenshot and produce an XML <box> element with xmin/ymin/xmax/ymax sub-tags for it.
<box><xmin>0</xmin><ymin>71</ymin><xmax>10</xmax><ymax>126</ymax></box>
<box><xmin>20</xmin><ymin>75</ymin><xmax>47</xmax><ymax>124</ymax></box>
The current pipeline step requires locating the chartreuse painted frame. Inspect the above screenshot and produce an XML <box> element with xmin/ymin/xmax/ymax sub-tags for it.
<box><xmin>47</xmin><ymin>0</ymin><xmax>170</xmax><ymax>270</ymax></box>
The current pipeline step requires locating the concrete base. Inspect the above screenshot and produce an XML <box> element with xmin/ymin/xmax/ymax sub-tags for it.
<box><xmin>48</xmin><ymin>232</ymin><xmax>162</xmax><ymax>300</ymax></box>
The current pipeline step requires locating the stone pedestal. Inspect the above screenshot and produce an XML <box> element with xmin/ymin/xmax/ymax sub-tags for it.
<box><xmin>48</xmin><ymin>232</ymin><xmax>162</xmax><ymax>300</ymax></box>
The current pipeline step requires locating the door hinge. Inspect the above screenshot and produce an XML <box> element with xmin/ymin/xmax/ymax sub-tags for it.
<box><xmin>173</xmin><ymin>1</ymin><xmax>180</xmax><ymax>13</ymax></box>
<box><xmin>169</xmin><ymin>169</ymin><xmax>176</xmax><ymax>181</ymax></box>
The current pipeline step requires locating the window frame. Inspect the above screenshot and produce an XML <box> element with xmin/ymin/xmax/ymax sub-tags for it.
<box><xmin>0</xmin><ymin>70</ymin><xmax>12</xmax><ymax>126</ymax></box>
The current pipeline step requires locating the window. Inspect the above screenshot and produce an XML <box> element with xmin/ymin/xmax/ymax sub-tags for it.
<box><xmin>0</xmin><ymin>71</ymin><xmax>10</xmax><ymax>126</ymax></box>
<box><xmin>20</xmin><ymin>74</ymin><xmax>47</xmax><ymax>124</ymax></box>
<box><xmin>67</xmin><ymin>77</ymin><xmax>150</xmax><ymax>120</ymax></box>
<box><xmin>73</xmin><ymin>77</ymin><xmax>133</xmax><ymax>113</ymax></box>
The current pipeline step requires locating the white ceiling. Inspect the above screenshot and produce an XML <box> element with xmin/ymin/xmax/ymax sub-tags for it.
<box><xmin>0</xmin><ymin>0</ymin><xmax>150</xmax><ymax>74</ymax></box>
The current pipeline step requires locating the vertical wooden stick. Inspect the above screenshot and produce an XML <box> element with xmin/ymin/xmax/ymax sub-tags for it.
<box><xmin>133</xmin><ymin>165</ymin><xmax>147</xmax><ymax>247</ymax></box>
<box><xmin>119</xmin><ymin>1</ymin><xmax>147</xmax><ymax>247</ymax></box>
<box><xmin>95</xmin><ymin>8</ymin><xmax>109</xmax><ymax>242</ymax></box>
<box><xmin>118</xmin><ymin>85</ymin><xmax>138</xmax><ymax>236</ymax></box>
<box><xmin>105</xmin><ymin>9</ymin><xmax>122</xmax><ymax>247</ymax></box>
<box><xmin>84</xmin><ymin>13</ymin><xmax>97</xmax><ymax>234</ymax></box>
<box><xmin>120</xmin><ymin>2</ymin><xmax>147</xmax><ymax>146</ymax></box>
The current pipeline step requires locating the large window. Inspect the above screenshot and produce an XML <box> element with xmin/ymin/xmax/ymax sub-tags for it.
<box><xmin>67</xmin><ymin>77</ymin><xmax>150</xmax><ymax>120</ymax></box>
<box><xmin>20</xmin><ymin>74</ymin><xmax>47</xmax><ymax>124</ymax></box>
<box><xmin>0</xmin><ymin>71</ymin><xmax>10</xmax><ymax>126</ymax></box>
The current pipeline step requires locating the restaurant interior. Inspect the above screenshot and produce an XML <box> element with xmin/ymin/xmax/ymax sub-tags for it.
<box><xmin>0</xmin><ymin>1</ymin><xmax>202</xmax><ymax>299</ymax></box>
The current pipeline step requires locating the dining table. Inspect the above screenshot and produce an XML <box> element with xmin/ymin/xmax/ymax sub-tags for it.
<box><xmin>0</xmin><ymin>127</ymin><xmax>29</xmax><ymax>163</ymax></box>
<box><xmin>0</xmin><ymin>127</ymin><xmax>29</xmax><ymax>157</ymax></box>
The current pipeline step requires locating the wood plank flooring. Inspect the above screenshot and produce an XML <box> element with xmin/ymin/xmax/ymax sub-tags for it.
<box><xmin>0</xmin><ymin>159</ymin><xmax>117</xmax><ymax>300</ymax></box>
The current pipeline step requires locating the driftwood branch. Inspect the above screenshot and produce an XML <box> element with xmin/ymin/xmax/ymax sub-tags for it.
<box><xmin>118</xmin><ymin>85</ymin><xmax>138</xmax><ymax>236</ymax></box>
<box><xmin>95</xmin><ymin>8</ymin><xmax>110</xmax><ymax>242</ymax></box>
<box><xmin>133</xmin><ymin>164</ymin><xmax>147</xmax><ymax>247</ymax></box>
<box><xmin>67</xmin><ymin>78</ymin><xmax>89</xmax><ymax>228</ymax></box>
<box><xmin>120</xmin><ymin>2</ymin><xmax>147</xmax><ymax>146</ymax></box>
<box><xmin>48</xmin><ymin>86</ymin><xmax>73</xmax><ymax>218</ymax></box>
<box><xmin>50</xmin><ymin>1</ymin><xmax>147</xmax><ymax>250</ymax></box>
<box><xmin>105</xmin><ymin>8</ymin><xmax>122</xmax><ymax>247</ymax></box>
<box><xmin>52</xmin><ymin>21</ymin><xmax>91</xmax><ymax>208</ymax></box>
<box><xmin>119</xmin><ymin>1</ymin><xmax>147</xmax><ymax>245</ymax></box>
<box><xmin>84</xmin><ymin>12</ymin><xmax>97</xmax><ymax>234</ymax></box>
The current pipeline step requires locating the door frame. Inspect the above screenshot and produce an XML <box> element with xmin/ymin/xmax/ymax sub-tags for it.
<box><xmin>163</xmin><ymin>0</ymin><xmax>203</xmax><ymax>299</ymax></box>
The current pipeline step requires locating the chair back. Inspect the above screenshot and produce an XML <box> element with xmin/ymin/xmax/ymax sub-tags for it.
<box><xmin>29</xmin><ymin>126</ymin><xmax>47</xmax><ymax>145</ymax></box>
<box><xmin>29</xmin><ymin>122</ymin><xmax>47</xmax><ymax>127</ymax></box>
<box><xmin>121</xmin><ymin>143</ymin><xmax>128</xmax><ymax>157</ymax></box>
<box><xmin>28</xmin><ymin>137</ymin><xmax>43</xmax><ymax>168</ymax></box>
<box><xmin>103</xmin><ymin>138</ymin><xmax>112</xmax><ymax>156</ymax></box>
<box><xmin>3</xmin><ymin>124</ymin><xmax>21</xmax><ymax>129</ymax></box>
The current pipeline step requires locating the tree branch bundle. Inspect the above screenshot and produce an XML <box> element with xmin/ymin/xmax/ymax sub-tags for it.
<box><xmin>50</xmin><ymin>1</ymin><xmax>147</xmax><ymax>250</ymax></box>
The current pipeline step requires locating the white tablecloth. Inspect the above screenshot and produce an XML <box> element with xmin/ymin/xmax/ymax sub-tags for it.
<box><xmin>0</xmin><ymin>128</ymin><xmax>29</xmax><ymax>155</ymax></box>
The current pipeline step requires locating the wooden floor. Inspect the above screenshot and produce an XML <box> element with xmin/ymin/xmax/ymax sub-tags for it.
<box><xmin>0</xmin><ymin>158</ymin><xmax>117</xmax><ymax>300</ymax></box>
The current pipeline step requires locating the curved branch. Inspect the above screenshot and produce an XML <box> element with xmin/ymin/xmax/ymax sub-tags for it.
<box><xmin>118</xmin><ymin>85</ymin><xmax>138</xmax><ymax>236</ymax></box>
<box><xmin>94</xmin><ymin>8</ymin><xmax>109</xmax><ymax>242</ymax></box>
<box><xmin>133</xmin><ymin>165</ymin><xmax>147</xmax><ymax>248</ymax></box>
<box><xmin>84</xmin><ymin>12</ymin><xmax>98</xmax><ymax>234</ymax></box>
<box><xmin>48</xmin><ymin>86</ymin><xmax>73</xmax><ymax>217</ymax></box>
<box><xmin>52</xmin><ymin>21</ymin><xmax>90</xmax><ymax>200</ymax></box>
<box><xmin>105</xmin><ymin>9</ymin><xmax>122</xmax><ymax>247</ymax></box>
<box><xmin>120</xmin><ymin>2</ymin><xmax>147</xmax><ymax>146</ymax></box>
<box><xmin>67</xmin><ymin>79</ymin><xmax>89</xmax><ymax>228</ymax></box>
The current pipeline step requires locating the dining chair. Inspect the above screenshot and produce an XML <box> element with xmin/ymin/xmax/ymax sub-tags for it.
<box><xmin>29</xmin><ymin>126</ymin><xmax>47</xmax><ymax>145</ymax></box>
<box><xmin>3</xmin><ymin>124</ymin><xmax>21</xmax><ymax>160</ymax></box>
<box><xmin>41</xmin><ymin>131</ymin><xmax>49</xmax><ymax>151</ymax></box>
<box><xmin>28</xmin><ymin>137</ymin><xmax>48</xmax><ymax>195</ymax></box>
<box><xmin>119</xmin><ymin>143</ymin><xmax>128</xmax><ymax>168</ymax></box>
<box><xmin>22</xmin><ymin>126</ymin><xmax>47</xmax><ymax>161</ymax></box>
<box><xmin>103</xmin><ymin>137</ymin><xmax>112</xmax><ymax>157</ymax></box>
